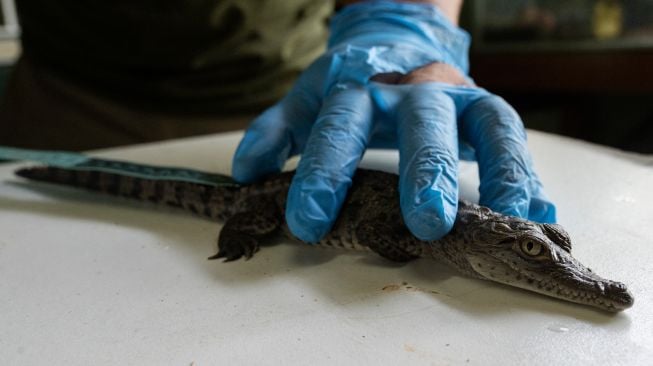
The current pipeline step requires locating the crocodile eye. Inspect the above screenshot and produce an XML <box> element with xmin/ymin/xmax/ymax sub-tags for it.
<box><xmin>520</xmin><ymin>240</ymin><xmax>543</xmax><ymax>257</ymax></box>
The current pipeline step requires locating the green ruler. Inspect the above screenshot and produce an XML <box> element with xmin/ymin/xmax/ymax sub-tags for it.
<box><xmin>0</xmin><ymin>146</ymin><xmax>240</xmax><ymax>187</ymax></box>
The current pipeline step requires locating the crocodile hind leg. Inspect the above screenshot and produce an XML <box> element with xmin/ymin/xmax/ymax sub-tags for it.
<box><xmin>208</xmin><ymin>199</ymin><xmax>282</xmax><ymax>262</ymax></box>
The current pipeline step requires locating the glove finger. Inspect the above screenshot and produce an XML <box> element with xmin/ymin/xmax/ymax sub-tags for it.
<box><xmin>460</xmin><ymin>94</ymin><xmax>556</xmax><ymax>221</ymax></box>
<box><xmin>397</xmin><ymin>85</ymin><xmax>459</xmax><ymax>241</ymax></box>
<box><xmin>286</xmin><ymin>86</ymin><xmax>373</xmax><ymax>243</ymax></box>
<box><xmin>232</xmin><ymin>90</ymin><xmax>319</xmax><ymax>183</ymax></box>
<box><xmin>527</xmin><ymin>173</ymin><xmax>557</xmax><ymax>223</ymax></box>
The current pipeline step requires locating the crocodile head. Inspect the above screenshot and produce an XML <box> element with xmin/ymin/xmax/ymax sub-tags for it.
<box><xmin>452</xmin><ymin>203</ymin><xmax>634</xmax><ymax>312</ymax></box>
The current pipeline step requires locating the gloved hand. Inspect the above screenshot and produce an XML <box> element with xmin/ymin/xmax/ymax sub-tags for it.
<box><xmin>232</xmin><ymin>1</ymin><xmax>556</xmax><ymax>243</ymax></box>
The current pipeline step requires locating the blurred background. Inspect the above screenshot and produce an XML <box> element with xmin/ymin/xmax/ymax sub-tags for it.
<box><xmin>0</xmin><ymin>0</ymin><xmax>19</xmax><ymax>100</ymax></box>
<box><xmin>461</xmin><ymin>0</ymin><xmax>653</xmax><ymax>153</ymax></box>
<box><xmin>0</xmin><ymin>0</ymin><xmax>651</xmax><ymax>153</ymax></box>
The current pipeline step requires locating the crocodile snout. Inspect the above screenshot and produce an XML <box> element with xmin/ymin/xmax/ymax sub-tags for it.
<box><xmin>606</xmin><ymin>281</ymin><xmax>634</xmax><ymax>310</ymax></box>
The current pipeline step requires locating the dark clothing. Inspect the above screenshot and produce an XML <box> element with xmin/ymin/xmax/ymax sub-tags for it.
<box><xmin>0</xmin><ymin>55</ymin><xmax>255</xmax><ymax>150</ymax></box>
<box><xmin>0</xmin><ymin>1</ymin><xmax>333</xmax><ymax>149</ymax></box>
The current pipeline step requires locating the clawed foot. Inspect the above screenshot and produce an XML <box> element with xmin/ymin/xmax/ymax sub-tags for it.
<box><xmin>208</xmin><ymin>234</ymin><xmax>260</xmax><ymax>262</ymax></box>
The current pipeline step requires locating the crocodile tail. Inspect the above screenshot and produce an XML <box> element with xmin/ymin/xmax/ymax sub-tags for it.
<box><xmin>15</xmin><ymin>166</ymin><xmax>238</xmax><ymax>221</ymax></box>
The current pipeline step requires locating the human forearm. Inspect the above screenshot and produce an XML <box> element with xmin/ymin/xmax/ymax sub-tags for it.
<box><xmin>337</xmin><ymin>0</ymin><xmax>463</xmax><ymax>25</ymax></box>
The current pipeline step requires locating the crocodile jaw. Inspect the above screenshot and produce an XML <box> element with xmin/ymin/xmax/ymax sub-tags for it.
<box><xmin>468</xmin><ymin>255</ymin><xmax>634</xmax><ymax>312</ymax></box>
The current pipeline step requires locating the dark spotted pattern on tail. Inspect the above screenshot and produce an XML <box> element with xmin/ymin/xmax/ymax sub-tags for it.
<box><xmin>15</xmin><ymin>167</ymin><xmax>240</xmax><ymax>221</ymax></box>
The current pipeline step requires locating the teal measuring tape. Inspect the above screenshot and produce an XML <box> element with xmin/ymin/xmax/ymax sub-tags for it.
<box><xmin>0</xmin><ymin>145</ymin><xmax>240</xmax><ymax>187</ymax></box>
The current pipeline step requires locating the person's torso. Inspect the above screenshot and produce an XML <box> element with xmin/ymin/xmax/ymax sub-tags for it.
<box><xmin>17</xmin><ymin>0</ymin><xmax>333</xmax><ymax>112</ymax></box>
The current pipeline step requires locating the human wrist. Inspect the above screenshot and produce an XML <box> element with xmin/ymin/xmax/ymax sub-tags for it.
<box><xmin>337</xmin><ymin>0</ymin><xmax>462</xmax><ymax>25</ymax></box>
<box><xmin>328</xmin><ymin>1</ymin><xmax>471</xmax><ymax>74</ymax></box>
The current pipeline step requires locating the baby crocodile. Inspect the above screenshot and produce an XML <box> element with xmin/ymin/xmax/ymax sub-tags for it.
<box><xmin>15</xmin><ymin>166</ymin><xmax>633</xmax><ymax>312</ymax></box>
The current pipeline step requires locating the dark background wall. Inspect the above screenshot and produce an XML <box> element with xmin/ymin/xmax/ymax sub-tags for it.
<box><xmin>462</xmin><ymin>0</ymin><xmax>653</xmax><ymax>154</ymax></box>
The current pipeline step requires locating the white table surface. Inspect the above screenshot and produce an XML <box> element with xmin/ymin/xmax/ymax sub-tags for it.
<box><xmin>1</xmin><ymin>130</ymin><xmax>652</xmax><ymax>365</ymax></box>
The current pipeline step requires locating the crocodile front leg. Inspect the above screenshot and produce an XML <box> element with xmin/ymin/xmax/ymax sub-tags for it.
<box><xmin>208</xmin><ymin>198</ymin><xmax>282</xmax><ymax>261</ymax></box>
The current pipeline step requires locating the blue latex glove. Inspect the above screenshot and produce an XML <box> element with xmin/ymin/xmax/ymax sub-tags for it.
<box><xmin>233</xmin><ymin>1</ymin><xmax>556</xmax><ymax>243</ymax></box>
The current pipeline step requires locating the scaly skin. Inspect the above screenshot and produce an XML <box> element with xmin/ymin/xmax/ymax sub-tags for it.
<box><xmin>15</xmin><ymin>167</ymin><xmax>634</xmax><ymax>312</ymax></box>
